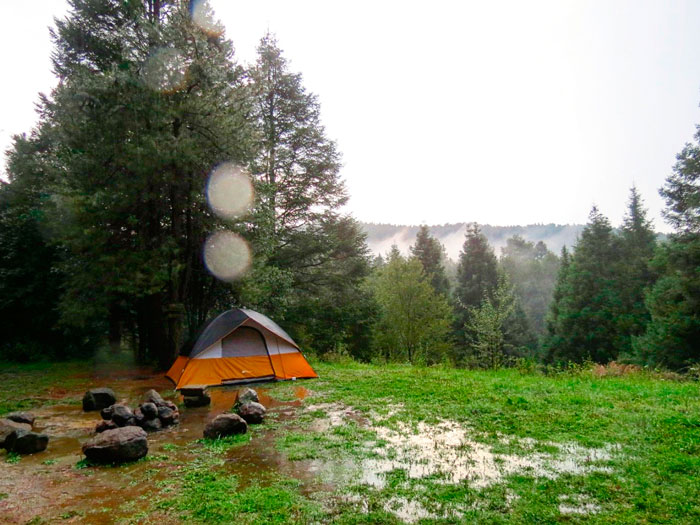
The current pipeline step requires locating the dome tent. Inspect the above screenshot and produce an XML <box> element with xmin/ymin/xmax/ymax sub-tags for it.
<box><xmin>166</xmin><ymin>308</ymin><xmax>317</xmax><ymax>389</ymax></box>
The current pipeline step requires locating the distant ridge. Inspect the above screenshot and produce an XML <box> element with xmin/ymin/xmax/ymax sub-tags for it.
<box><xmin>359</xmin><ymin>222</ymin><xmax>586</xmax><ymax>260</ymax></box>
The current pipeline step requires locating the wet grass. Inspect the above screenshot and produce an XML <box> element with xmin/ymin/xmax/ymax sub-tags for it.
<box><xmin>1</xmin><ymin>360</ymin><xmax>699</xmax><ymax>523</ymax></box>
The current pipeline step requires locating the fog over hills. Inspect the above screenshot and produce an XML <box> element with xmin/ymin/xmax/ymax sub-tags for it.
<box><xmin>360</xmin><ymin>222</ymin><xmax>586</xmax><ymax>260</ymax></box>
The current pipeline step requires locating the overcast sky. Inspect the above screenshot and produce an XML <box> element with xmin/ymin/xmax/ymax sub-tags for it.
<box><xmin>2</xmin><ymin>1</ymin><xmax>699</xmax><ymax>231</ymax></box>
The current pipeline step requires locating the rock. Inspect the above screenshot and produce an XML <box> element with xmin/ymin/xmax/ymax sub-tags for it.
<box><xmin>82</xmin><ymin>426</ymin><xmax>148</xmax><ymax>463</ymax></box>
<box><xmin>163</xmin><ymin>400</ymin><xmax>178</xmax><ymax>411</ymax></box>
<box><xmin>237</xmin><ymin>388</ymin><xmax>259</xmax><ymax>405</ymax></box>
<box><xmin>183</xmin><ymin>394</ymin><xmax>210</xmax><ymax>408</ymax></box>
<box><xmin>6</xmin><ymin>412</ymin><xmax>35</xmax><ymax>426</ymax></box>
<box><xmin>133</xmin><ymin>408</ymin><xmax>145</xmax><ymax>427</ymax></box>
<box><xmin>143</xmin><ymin>389</ymin><xmax>166</xmax><ymax>407</ymax></box>
<box><xmin>141</xmin><ymin>417</ymin><xmax>162</xmax><ymax>432</ymax></box>
<box><xmin>82</xmin><ymin>388</ymin><xmax>117</xmax><ymax>412</ymax></box>
<box><xmin>237</xmin><ymin>402</ymin><xmax>266</xmax><ymax>425</ymax></box>
<box><xmin>140</xmin><ymin>402</ymin><xmax>158</xmax><ymax>420</ymax></box>
<box><xmin>5</xmin><ymin>430</ymin><xmax>49</xmax><ymax>454</ymax></box>
<box><xmin>203</xmin><ymin>413</ymin><xmax>247</xmax><ymax>439</ymax></box>
<box><xmin>0</xmin><ymin>419</ymin><xmax>31</xmax><ymax>448</ymax></box>
<box><xmin>100</xmin><ymin>406</ymin><xmax>114</xmax><ymax>421</ymax></box>
<box><xmin>95</xmin><ymin>420</ymin><xmax>118</xmax><ymax>433</ymax></box>
<box><xmin>110</xmin><ymin>404</ymin><xmax>134</xmax><ymax>427</ymax></box>
<box><xmin>157</xmin><ymin>406</ymin><xmax>178</xmax><ymax>427</ymax></box>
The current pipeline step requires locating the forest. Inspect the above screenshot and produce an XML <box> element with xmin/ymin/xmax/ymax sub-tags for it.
<box><xmin>0</xmin><ymin>0</ymin><xmax>698</xmax><ymax>375</ymax></box>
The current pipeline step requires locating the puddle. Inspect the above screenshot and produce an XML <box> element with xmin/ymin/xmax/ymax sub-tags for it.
<box><xmin>346</xmin><ymin>420</ymin><xmax>619</xmax><ymax>490</ymax></box>
<box><xmin>0</xmin><ymin>367</ymin><xmax>311</xmax><ymax>524</ymax></box>
<box><xmin>558</xmin><ymin>493</ymin><xmax>602</xmax><ymax>515</ymax></box>
<box><xmin>302</xmin><ymin>404</ymin><xmax>620</xmax><ymax>522</ymax></box>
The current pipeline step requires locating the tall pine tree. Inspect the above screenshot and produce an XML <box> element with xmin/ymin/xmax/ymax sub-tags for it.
<box><xmin>410</xmin><ymin>225</ymin><xmax>450</xmax><ymax>296</ymax></box>
<box><xmin>634</xmin><ymin>125</ymin><xmax>700</xmax><ymax>369</ymax></box>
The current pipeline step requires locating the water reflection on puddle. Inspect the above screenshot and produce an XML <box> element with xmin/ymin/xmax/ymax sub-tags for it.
<box><xmin>304</xmin><ymin>404</ymin><xmax>619</xmax><ymax>522</ymax></box>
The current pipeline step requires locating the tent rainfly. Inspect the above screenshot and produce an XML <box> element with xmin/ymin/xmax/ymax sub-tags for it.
<box><xmin>166</xmin><ymin>308</ymin><xmax>317</xmax><ymax>390</ymax></box>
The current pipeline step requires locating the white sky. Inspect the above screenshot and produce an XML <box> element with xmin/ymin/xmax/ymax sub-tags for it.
<box><xmin>2</xmin><ymin>1</ymin><xmax>700</xmax><ymax>232</ymax></box>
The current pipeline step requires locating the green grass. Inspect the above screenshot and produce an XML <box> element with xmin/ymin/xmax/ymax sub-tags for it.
<box><xmin>1</xmin><ymin>359</ymin><xmax>698</xmax><ymax>523</ymax></box>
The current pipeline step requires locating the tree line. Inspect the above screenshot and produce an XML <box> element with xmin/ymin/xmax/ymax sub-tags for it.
<box><xmin>0</xmin><ymin>0</ymin><xmax>697</xmax><ymax>372</ymax></box>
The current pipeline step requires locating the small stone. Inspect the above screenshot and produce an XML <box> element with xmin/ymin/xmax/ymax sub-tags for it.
<box><xmin>237</xmin><ymin>388</ymin><xmax>259</xmax><ymax>405</ymax></box>
<box><xmin>0</xmin><ymin>419</ymin><xmax>31</xmax><ymax>448</ymax></box>
<box><xmin>140</xmin><ymin>402</ymin><xmax>158</xmax><ymax>420</ymax></box>
<box><xmin>157</xmin><ymin>406</ymin><xmax>178</xmax><ymax>427</ymax></box>
<box><xmin>6</xmin><ymin>412</ymin><xmax>35</xmax><ymax>426</ymax></box>
<box><xmin>82</xmin><ymin>426</ymin><xmax>148</xmax><ymax>464</ymax></box>
<box><xmin>95</xmin><ymin>420</ymin><xmax>118</xmax><ymax>433</ymax></box>
<box><xmin>203</xmin><ymin>413</ymin><xmax>247</xmax><ymax>439</ymax></box>
<box><xmin>82</xmin><ymin>388</ymin><xmax>117</xmax><ymax>412</ymax></box>
<box><xmin>237</xmin><ymin>402</ymin><xmax>266</xmax><ymax>425</ymax></box>
<box><xmin>110</xmin><ymin>404</ymin><xmax>134</xmax><ymax>427</ymax></box>
<box><xmin>141</xmin><ymin>418</ymin><xmax>162</xmax><ymax>432</ymax></box>
<box><xmin>5</xmin><ymin>429</ymin><xmax>48</xmax><ymax>454</ymax></box>
<box><xmin>143</xmin><ymin>389</ymin><xmax>166</xmax><ymax>407</ymax></box>
<box><xmin>100</xmin><ymin>406</ymin><xmax>114</xmax><ymax>421</ymax></box>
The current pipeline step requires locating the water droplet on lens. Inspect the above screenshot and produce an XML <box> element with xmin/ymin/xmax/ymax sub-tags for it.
<box><xmin>189</xmin><ymin>0</ymin><xmax>225</xmax><ymax>37</ymax></box>
<box><xmin>203</xmin><ymin>231</ymin><xmax>251</xmax><ymax>281</ymax></box>
<box><xmin>142</xmin><ymin>48</ymin><xmax>188</xmax><ymax>93</ymax></box>
<box><xmin>206</xmin><ymin>163</ymin><xmax>254</xmax><ymax>220</ymax></box>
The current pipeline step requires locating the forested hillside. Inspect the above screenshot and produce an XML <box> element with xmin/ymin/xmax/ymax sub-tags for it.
<box><xmin>361</xmin><ymin>222</ymin><xmax>585</xmax><ymax>259</ymax></box>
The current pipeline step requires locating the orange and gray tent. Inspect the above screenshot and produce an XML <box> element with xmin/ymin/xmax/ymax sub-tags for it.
<box><xmin>166</xmin><ymin>308</ymin><xmax>317</xmax><ymax>389</ymax></box>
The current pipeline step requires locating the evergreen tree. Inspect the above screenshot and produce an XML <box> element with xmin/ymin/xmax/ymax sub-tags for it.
<box><xmin>617</xmin><ymin>186</ymin><xmax>657</xmax><ymax>352</ymax></box>
<box><xmin>543</xmin><ymin>207</ymin><xmax>623</xmax><ymax>364</ymax></box>
<box><xmin>246</xmin><ymin>34</ymin><xmax>371</xmax><ymax>354</ymax></box>
<box><xmin>453</xmin><ymin>223</ymin><xmax>499</xmax><ymax>356</ymax></box>
<box><xmin>410</xmin><ymin>225</ymin><xmax>450</xmax><ymax>296</ymax></box>
<box><xmin>12</xmin><ymin>0</ymin><xmax>254</xmax><ymax>367</ymax></box>
<box><xmin>634</xmin><ymin>126</ymin><xmax>700</xmax><ymax>369</ymax></box>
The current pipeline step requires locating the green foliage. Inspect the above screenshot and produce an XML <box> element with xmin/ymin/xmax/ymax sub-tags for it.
<box><xmin>465</xmin><ymin>275</ymin><xmax>518</xmax><ymax>368</ymax></box>
<box><xmin>369</xmin><ymin>249</ymin><xmax>453</xmax><ymax>364</ymax></box>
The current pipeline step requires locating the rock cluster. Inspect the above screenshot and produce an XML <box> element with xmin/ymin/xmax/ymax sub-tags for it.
<box><xmin>235</xmin><ymin>388</ymin><xmax>266</xmax><ymax>425</ymax></box>
<box><xmin>0</xmin><ymin>413</ymin><xmax>48</xmax><ymax>454</ymax></box>
<box><xmin>94</xmin><ymin>389</ymin><xmax>179</xmax><ymax>434</ymax></box>
<box><xmin>201</xmin><ymin>387</ymin><xmax>267</xmax><ymax>439</ymax></box>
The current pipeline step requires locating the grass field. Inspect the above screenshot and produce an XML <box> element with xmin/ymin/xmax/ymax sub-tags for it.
<box><xmin>0</xmin><ymin>359</ymin><xmax>699</xmax><ymax>523</ymax></box>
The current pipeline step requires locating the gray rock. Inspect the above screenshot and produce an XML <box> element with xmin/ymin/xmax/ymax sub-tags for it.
<box><xmin>95</xmin><ymin>420</ymin><xmax>118</xmax><ymax>433</ymax></box>
<box><xmin>82</xmin><ymin>426</ymin><xmax>148</xmax><ymax>463</ymax></box>
<box><xmin>5</xmin><ymin>429</ymin><xmax>48</xmax><ymax>454</ymax></box>
<box><xmin>110</xmin><ymin>404</ymin><xmax>134</xmax><ymax>427</ymax></box>
<box><xmin>203</xmin><ymin>413</ymin><xmax>247</xmax><ymax>439</ymax></box>
<box><xmin>237</xmin><ymin>388</ymin><xmax>259</xmax><ymax>405</ymax></box>
<box><xmin>183</xmin><ymin>394</ymin><xmax>210</xmax><ymax>408</ymax></box>
<box><xmin>100</xmin><ymin>406</ymin><xmax>114</xmax><ymax>421</ymax></box>
<box><xmin>140</xmin><ymin>402</ymin><xmax>158</xmax><ymax>420</ymax></box>
<box><xmin>141</xmin><ymin>417</ymin><xmax>162</xmax><ymax>432</ymax></box>
<box><xmin>133</xmin><ymin>408</ymin><xmax>145</xmax><ymax>426</ymax></box>
<box><xmin>6</xmin><ymin>412</ymin><xmax>35</xmax><ymax>426</ymax></box>
<box><xmin>157</xmin><ymin>406</ymin><xmax>178</xmax><ymax>427</ymax></box>
<box><xmin>237</xmin><ymin>401</ymin><xmax>266</xmax><ymax>424</ymax></box>
<box><xmin>143</xmin><ymin>389</ymin><xmax>166</xmax><ymax>407</ymax></box>
<box><xmin>0</xmin><ymin>419</ymin><xmax>31</xmax><ymax>448</ymax></box>
<box><xmin>82</xmin><ymin>388</ymin><xmax>117</xmax><ymax>412</ymax></box>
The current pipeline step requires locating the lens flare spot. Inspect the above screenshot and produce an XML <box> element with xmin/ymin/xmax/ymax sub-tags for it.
<box><xmin>189</xmin><ymin>0</ymin><xmax>225</xmax><ymax>37</ymax></box>
<box><xmin>204</xmin><ymin>231</ymin><xmax>251</xmax><ymax>281</ymax></box>
<box><xmin>207</xmin><ymin>163</ymin><xmax>254</xmax><ymax>220</ymax></box>
<box><xmin>142</xmin><ymin>48</ymin><xmax>188</xmax><ymax>93</ymax></box>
